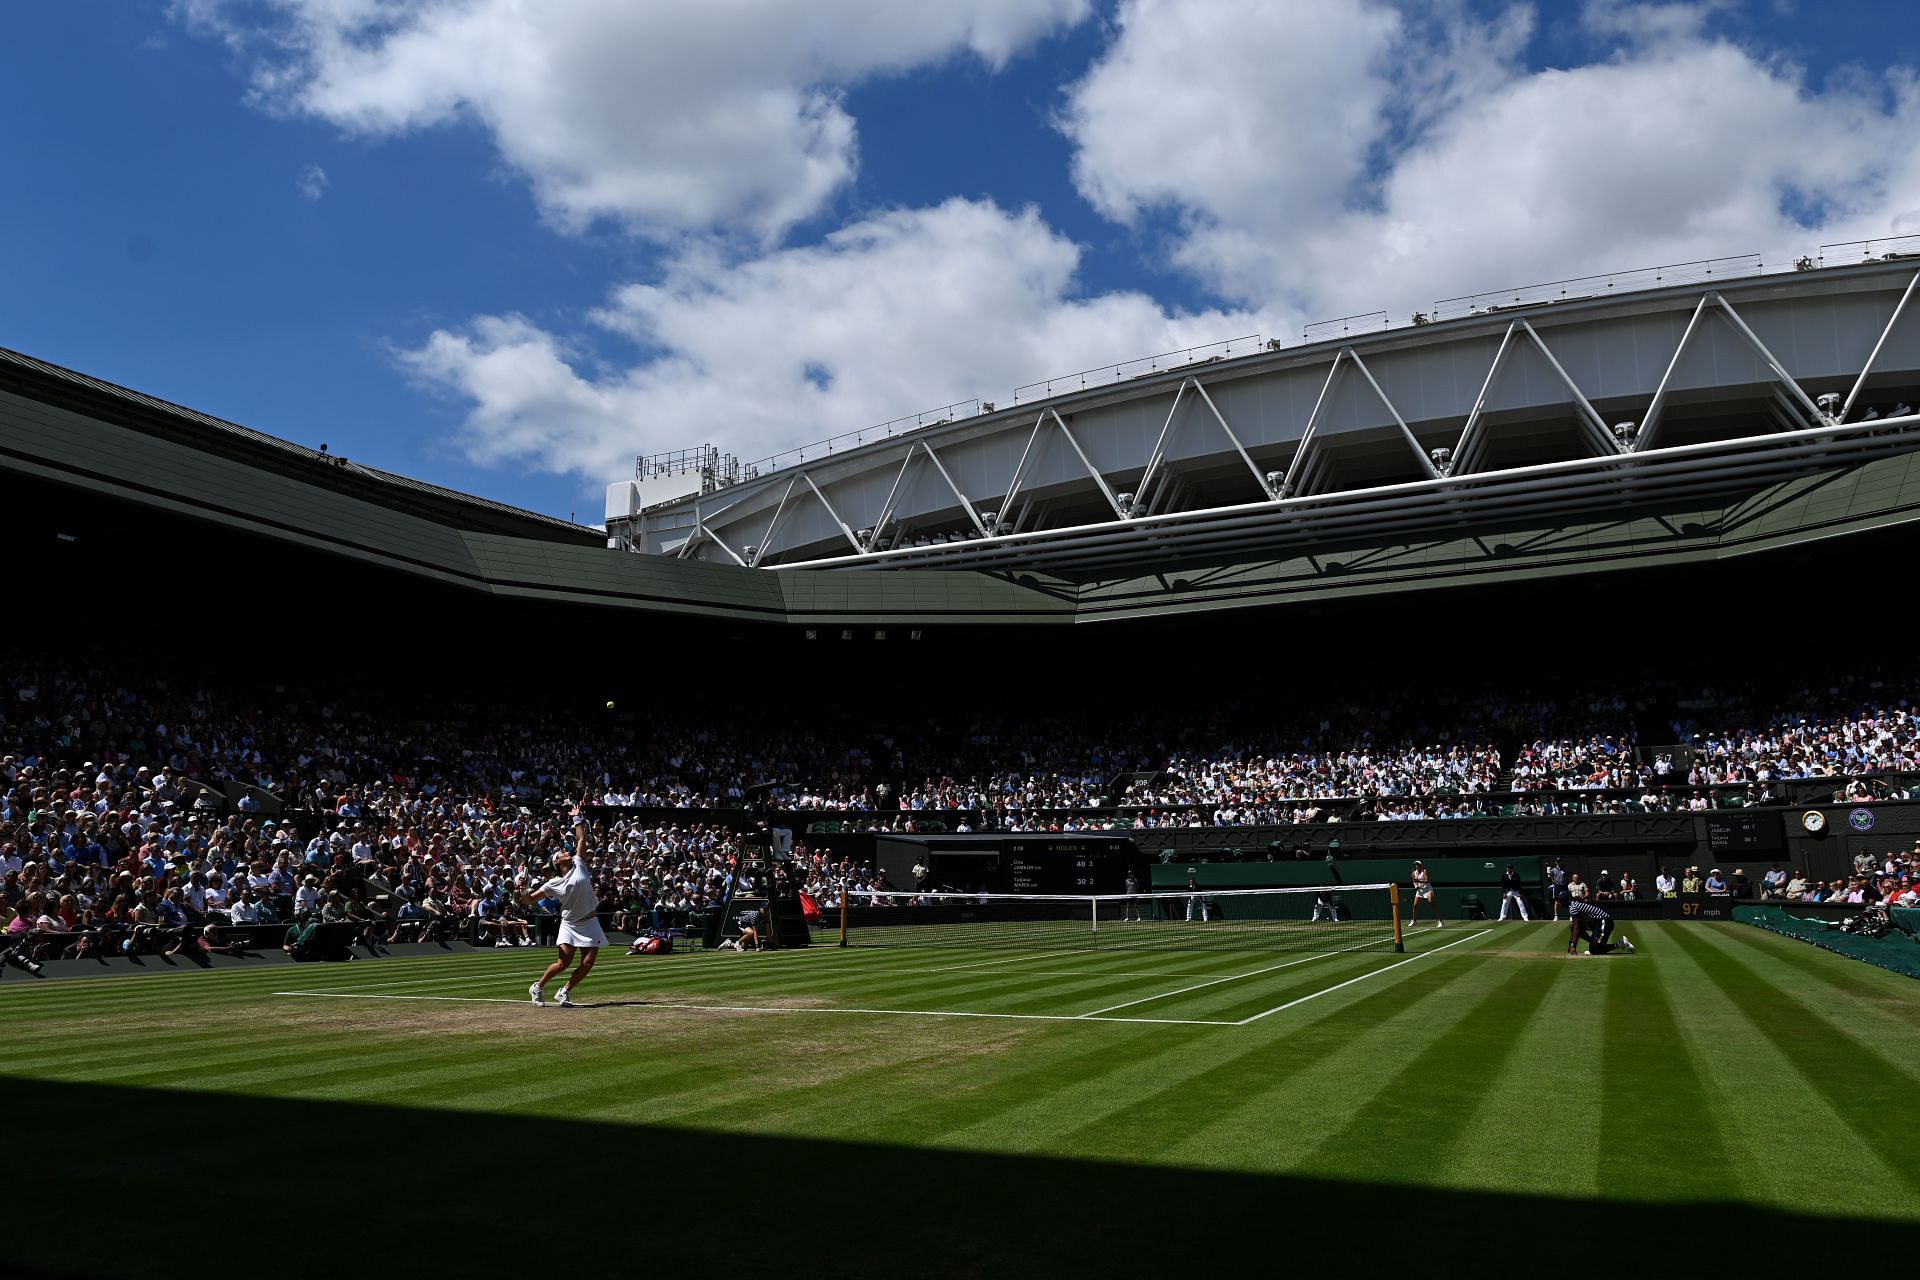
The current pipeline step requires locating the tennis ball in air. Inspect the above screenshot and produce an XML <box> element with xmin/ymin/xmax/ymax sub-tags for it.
<box><xmin>605</xmin><ymin>700</ymin><xmax>616</xmax><ymax>709</ymax></box>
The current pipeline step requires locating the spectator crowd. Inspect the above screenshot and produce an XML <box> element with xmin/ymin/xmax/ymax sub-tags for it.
<box><xmin>7</xmin><ymin>654</ymin><xmax>1920</xmax><ymax>965</ymax></box>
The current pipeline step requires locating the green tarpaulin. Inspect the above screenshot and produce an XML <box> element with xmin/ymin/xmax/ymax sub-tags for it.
<box><xmin>1735</xmin><ymin>905</ymin><xmax>1920</xmax><ymax>980</ymax></box>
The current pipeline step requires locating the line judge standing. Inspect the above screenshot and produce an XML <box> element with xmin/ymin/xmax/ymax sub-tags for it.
<box><xmin>1497</xmin><ymin>863</ymin><xmax>1531</xmax><ymax>921</ymax></box>
<box><xmin>527</xmin><ymin>799</ymin><xmax>607</xmax><ymax>1008</ymax></box>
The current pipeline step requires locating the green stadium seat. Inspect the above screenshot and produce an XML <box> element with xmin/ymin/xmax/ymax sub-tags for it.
<box><xmin>1458</xmin><ymin>893</ymin><xmax>1488</xmax><ymax>921</ymax></box>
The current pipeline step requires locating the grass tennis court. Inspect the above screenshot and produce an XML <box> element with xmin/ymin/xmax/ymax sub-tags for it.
<box><xmin>7</xmin><ymin>921</ymin><xmax>1919</xmax><ymax>1278</ymax></box>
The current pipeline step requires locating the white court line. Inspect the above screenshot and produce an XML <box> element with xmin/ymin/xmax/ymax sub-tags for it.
<box><xmin>276</xmin><ymin>941</ymin><xmax>857</xmax><ymax>996</ymax></box>
<box><xmin>1233</xmin><ymin>929</ymin><xmax>1492</xmax><ymax>1025</ymax></box>
<box><xmin>0</xmin><ymin>945</ymin><xmax>534</xmax><ymax>995</ymax></box>
<box><xmin>926</xmin><ymin>950</ymin><xmax>1082</xmax><ymax>973</ymax></box>
<box><xmin>271</xmin><ymin>989</ymin><xmax>1233</xmax><ymax>1026</ymax></box>
<box><xmin>1074</xmin><ymin>930</ymin><xmax>1422</xmax><ymax>1018</ymax></box>
<box><xmin>921</xmin><ymin>932</ymin><xmax>1411</xmax><ymax>976</ymax></box>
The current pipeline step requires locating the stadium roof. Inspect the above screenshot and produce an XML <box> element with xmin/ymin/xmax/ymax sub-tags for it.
<box><xmin>9</xmin><ymin>305</ymin><xmax>1920</xmax><ymax>627</ymax></box>
<box><xmin>613</xmin><ymin>255</ymin><xmax>1920</xmax><ymax>575</ymax></box>
<box><xmin>0</xmin><ymin>345</ymin><xmax>599</xmax><ymax>546</ymax></box>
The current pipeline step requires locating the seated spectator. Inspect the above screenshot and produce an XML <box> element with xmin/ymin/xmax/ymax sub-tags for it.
<box><xmin>388</xmin><ymin>894</ymin><xmax>425</xmax><ymax>943</ymax></box>
<box><xmin>1760</xmin><ymin>864</ymin><xmax>1788</xmax><ymax>899</ymax></box>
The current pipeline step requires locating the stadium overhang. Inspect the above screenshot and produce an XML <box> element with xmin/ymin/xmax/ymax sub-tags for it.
<box><xmin>9</xmin><ymin>301</ymin><xmax>1920</xmax><ymax>628</ymax></box>
<box><xmin>616</xmin><ymin>256</ymin><xmax>1920</xmax><ymax>576</ymax></box>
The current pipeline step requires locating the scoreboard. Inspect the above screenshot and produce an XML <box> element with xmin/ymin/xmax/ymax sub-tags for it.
<box><xmin>920</xmin><ymin>836</ymin><xmax>1138</xmax><ymax>895</ymax></box>
<box><xmin>1704</xmin><ymin>811</ymin><xmax>1783</xmax><ymax>854</ymax></box>
<box><xmin>1007</xmin><ymin>840</ymin><xmax>1104</xmax><ymax>894</ymax></box>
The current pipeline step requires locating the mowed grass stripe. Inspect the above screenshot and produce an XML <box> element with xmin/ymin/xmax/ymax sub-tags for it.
<box><xmin>1661</xmin><ymin>925</ymin><xmax>1920</xmax><ymax>1201</ymax></box>
<box><xmin>1650</xmin><ymin>925</ymin><xmax>1917</xmax><ymax>1217</ymax></box>
<box><xmin>1599</xmin><ymin>930</ymin><xmax>1739</xmax><ymax>1202</ymax></box>
<box><xmin>0</xmin><ymin>1023</ymin><xmax>365</xmax><ymax>1076</ymax></box>
<box><xmin>1685</xmin><ymin>926</ymin><xmax>1920</xmax><ymax>1081</ymax></box>
<box><xmin>936</xmin><ymin>941</ymin><xmax>1413</xmax><ymax>1022</ymax></box>
<box><xmin>388</xmin><ymin>1032</ymin><xmax>833</xmax><ymax>1121</ymax></box>
<box><xmin>497</xmin><ymin>1021</ymin><xmax>1028</xmax><ymax>1132</ymax></box>
<box><xmin>725</xmin><ymin>948</ymin><xmax>1474</xmax><ymax>1159</ymax></box>
<box><xmin>592</xmin><ymin>1022</ymin><xmax>1006</xmax><ymax>1131</ymax></box>
<box><xmin>1168</xmin><ymin>929</ymin><xmax>1488</xmax><ymax>1023</ymax></box>
<box><xmin>520</xmin><ymin>1016</ymin><xmax>1043</xmax><ymax>1131</ymax></box>
<box><xmin>4</xmin><ymin>943</ymin><xmax>871</xmax><ymax>1013</ymax></box>
<box><xmin>508</xmin><ymin>948</ymin><xmax>1162</xmax><ymax>1008</ymax></box>
<box><xmin>1290</xmin><ymin>945</ymin><xmax>1568</xmax><ymax>1183</ymax></box>
<box><xmin>1161</xmin><ymin>948</ymin><xmax>1514</xmax><ymax>1168</ymax></box>
<box><xmin>264</xmin><ymin>1049</ymin><xmax>626</xmax><ymax>1111</ymax></box>
<box><xmin>68</xmin><ymin>1036</ymin><xmax>497</xmax><ymax>1095</ymax></box>
<box><xmin>607</xmin><ymin>946</ymin><xmax>1324</xmax><ymax>1017</ymax></box>
<box><xmin>1040</xmin><ymin>948</ymin><xmax>1503</xmax><ymax>1166</ymax></box>
<box><xmin>1688</xmin><ymin>923</ymin><xmax>1920</xmax><ymax>1035</ymax></box>
<box><xmin>0</xmin><ymin>949</ymin><xmax>539</xmax><ymax>1008</ymax></box>
<box><xmin>866</xmin><ymin>1025</ymin><xmax>1206</xmax><ymax>1149</ymax></box>
<box><xmin>1445</xmin><ymin>937</ymin><xmax>1610</xmax><ymax>1197</ymax></box>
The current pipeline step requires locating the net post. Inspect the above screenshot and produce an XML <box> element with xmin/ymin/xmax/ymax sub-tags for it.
<box><xmin>838</xmin><ymin>880</ymin><xmax>849</xmax><ymax>949</ymax></box>
<box><xmin>1091</xmin><ymin>895</ymin><xmax>1099</xmax><ymax>950</ymax></box>
<box><xmin>1390</xmin><ymin>883</ymin><xmax>1404</xmax><ymax>953</ymax></box>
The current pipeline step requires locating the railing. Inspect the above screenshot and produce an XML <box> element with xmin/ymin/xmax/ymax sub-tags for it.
<box><xmin>743</xmin><ymin>399</ymin><xmax>981</xmax><ymax>475</ymax></box>
<box><xmin>1301</xmin><ymin>312</ymin><xmax>1389</xmax><ymax>343</ymax></box>
<box><xmin>1817</xmin><ymin>232</ymin><xmax>1920</xmax><ymax>266</ymax></box>
<box><xmin>1011</xmin><ymin>335</ymin><xmax>1264</xmax><ymax>404</ymax></box>
<box><xmin>633</xmin><ymin>444</ymin><xmax>755</xmax><ymax>490</ymax></box>
<box><xmin>1430</xmin><ymin>254</ymin><xmax>1766</xmax><ymax>321</ymax></box>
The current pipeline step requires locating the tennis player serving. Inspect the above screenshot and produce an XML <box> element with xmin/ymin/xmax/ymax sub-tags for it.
<box><xmin>528</xmin><ymin>798</ymin><xmax>606</xmax><ymax>1008</ymax></box>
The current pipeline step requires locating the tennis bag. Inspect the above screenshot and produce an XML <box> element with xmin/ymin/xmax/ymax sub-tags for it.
<box><xmin>631</xmin><ymin>930</ymin><xmax>674</xmax><ymax>955</ymax></box>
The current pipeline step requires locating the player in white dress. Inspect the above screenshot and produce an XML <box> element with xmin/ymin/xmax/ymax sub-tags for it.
<box><xmin>527</xmin><ymin>801</ymin><xmax>607</xmax><ymax>1007</ymax></box>
<box><xmin>1407</xmin><ymin>860</ymin><xmax>1444</xmax><ymax>928</ymax></box>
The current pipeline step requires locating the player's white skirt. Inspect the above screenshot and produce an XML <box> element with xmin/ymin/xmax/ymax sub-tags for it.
<box><xmin>557</xmin><ymin>918</ymin><xmax>608</xmax><ymax>948</ymax></box>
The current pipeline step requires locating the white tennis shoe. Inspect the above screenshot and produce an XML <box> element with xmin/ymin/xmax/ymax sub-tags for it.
<box><xmin>555</xmin><ymin>988</ymin><xmax>574</xmax><ymax>1007</ymax></box>
<box><xmin>528</xmin><ymin>982</ymin><xmax>545</xmax><ymax>1006</ymax></box>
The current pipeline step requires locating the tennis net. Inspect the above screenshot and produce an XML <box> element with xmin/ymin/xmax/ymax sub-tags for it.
<box><xmin>838</xmin><ymin>884</ymin><xmax>1401</xmax><ymax>952</ymax></box>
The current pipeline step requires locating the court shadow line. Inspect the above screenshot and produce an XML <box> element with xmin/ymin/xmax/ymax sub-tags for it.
<box><xmin>5</xmin><ymin>1075</ymin><xmax>1911</xmax><ymax>1279</ymax></box>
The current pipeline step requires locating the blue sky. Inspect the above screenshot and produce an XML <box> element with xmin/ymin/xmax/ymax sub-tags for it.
<box><xmin>3</xmin><ymin>1</ymin><xmax>1918</xmax><ymax>522</ymax></box>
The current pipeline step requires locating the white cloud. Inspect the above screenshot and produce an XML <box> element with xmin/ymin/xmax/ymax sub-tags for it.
<box><xmin>176</xmin><ymin>0</ymin><xmax>1090</xmax><ymax>240</ymax></box>
<box><xmin>399</xmin><ymin>199</ymin><xmax>1273</xmax><ymax>480</ymax></box>
<box><xmin>296</xmin><ymin>162</ymin><xmax>328</xmax><ymax>200</ymax></box>
<box><xmin>1063</xmin><ymin>0</ymin><xmax>1920</xmax><ymax>322</ymax></box>
<box><xmin>179</xmin><ymin>0</ymin><xmax>1920</xmax><ymax>492</ymax></box>
<box><xmin>1063</xmin><ymin>0</ymin><xmax>1404</xmax><ymax>233</ymax></box>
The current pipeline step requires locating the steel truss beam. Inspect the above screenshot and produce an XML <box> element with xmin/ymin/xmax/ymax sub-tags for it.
<box><xmin>801</xmin><ymin>472</ymin><xmax>864</xmax><ymax>553</ymax></box>
<box><xmin>1639</xmin><ymin>292</ymin><xmax>1824</xmax><ymax>451</ymax></box>
<box><xmin>678</xmin><ymin>268</ymin><xmax>1920</xmax><ymax>569</ymax></box>
<box><xmin>1841</xmin><ymin>270</ymin><xmax>1920</xmax><ymax>423</ymax></box>
<box><xmin>1051</xmin><ymin>408</ymin><xmax>1127</xmax><ymax>519</ymax></box>
<box><xmin>918</xmin><ymin>440</ymin><xmax>987</xmax><ymax>537</ymax></box>
<box><xmin>1452</xmin><ymin>322</ymin><xmax>1621</xmax><ymax>475</ymax></box>
<box><xmin>1283</xmin><ymin>349</ymin><xmax>1437</xmax><ymax>497</ymax></box>
<box><xmin>747</xmin><ymin>474</ymin><xmax>800</xmax><ymax>567</ymax></box>
<box><xmin>773</xmin><ymin>414</ymin><xmax>1920</xmax><ymax>575</ymax></box>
